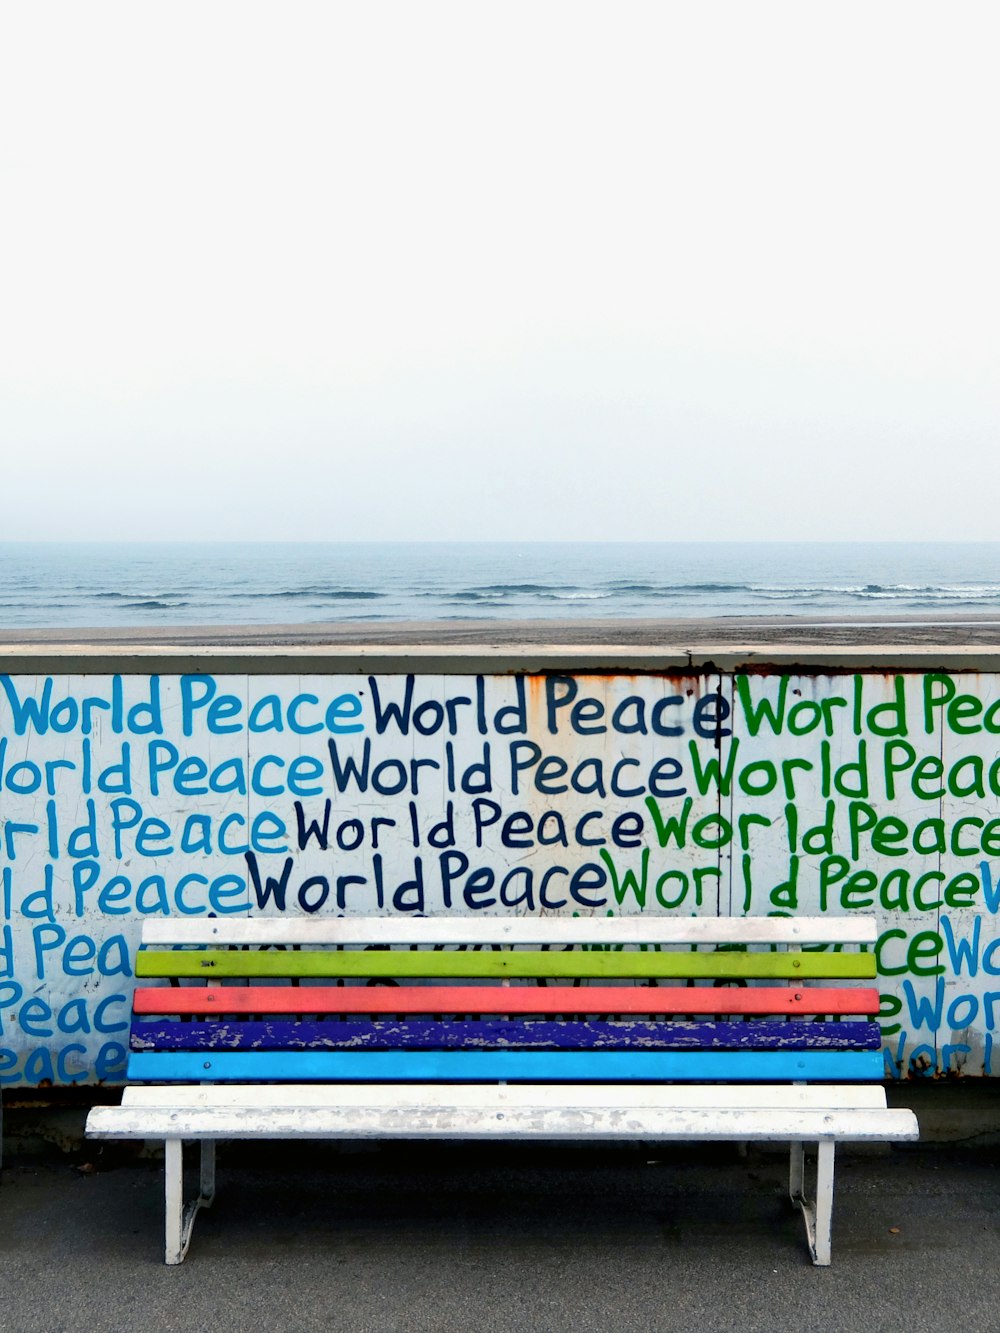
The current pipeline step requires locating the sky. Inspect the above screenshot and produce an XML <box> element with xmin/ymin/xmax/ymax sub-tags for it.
<box><xmin>0</xmin><ymin>1</ymin><xmax>997</xmax><ymax>543</ymax></box>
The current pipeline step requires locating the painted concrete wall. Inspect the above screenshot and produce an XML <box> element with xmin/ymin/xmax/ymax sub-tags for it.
<box><xmin>1</xmin><ymin>660</ymin><xmax>998</xmax><ymax>1086</ymax></box>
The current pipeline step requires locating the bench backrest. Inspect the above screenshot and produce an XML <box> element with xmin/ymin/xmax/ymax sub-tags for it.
<box><xmin>128</xmin><ymin>916</ymin><xmax>883</xmax><ymax>1086</ymax></box>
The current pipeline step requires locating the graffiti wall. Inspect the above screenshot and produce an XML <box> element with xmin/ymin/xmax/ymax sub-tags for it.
<box><xmin>0</xmin><ymin>667</ymin><xmax>998</xmax><ymax>1086</ymax></box>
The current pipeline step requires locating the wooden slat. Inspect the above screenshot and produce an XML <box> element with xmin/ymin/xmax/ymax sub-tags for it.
<box><xmin>141</xmin><ymin>916</ymin><xmax>879</xmax><ymax>947</ymax></box>
<box><xmin>118</xmin><ymin>1082</ymin><xmax>894</xmax><ymax>1110</ymax></box>
<box><xmin>86</xmin><ymin>1105</ymin><xmax>920</xmax><ymax>1143</ymax></box>
<box><xmin>130</xmin><ymin>1018</ymin><xmax>882</xmax><ymax>1053</ymax></box>
<box><xmin>126</xmin><ymin>1048</ymin><xmax>884</xmax><ymax>1083</ymax></box>
<box><xmin>133</xmin><ymin>983</ymin><xmax>880</xmax><ymax>1016</ymax></box>
<box><xmin>135</xmin><ymin>949</ymin><xmax>874</xmax><ymax>980</ymax></box>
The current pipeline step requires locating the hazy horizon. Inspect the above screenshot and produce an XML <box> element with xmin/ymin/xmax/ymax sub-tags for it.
<box><xmin>5</xmin><ymin>538</ymin><xmax>1000</xmax><ymax>547</ymax></box>
<box><xmin>2</xmin><ymin>3</ymin><xmax>997</xmax><ymax>544</ymax></box>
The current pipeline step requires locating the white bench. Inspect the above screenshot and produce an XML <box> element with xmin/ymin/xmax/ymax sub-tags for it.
<box><xmin>86</xmin><ymin>915</ymin><xmax>918</xmax><ymax>1264</ymax></box>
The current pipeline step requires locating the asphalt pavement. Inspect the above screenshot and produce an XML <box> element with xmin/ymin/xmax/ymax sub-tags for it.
<box><xmin>1</xmin><ymin>1137</ymin><xmax>998</xmax><ymax>1333</ymax></box>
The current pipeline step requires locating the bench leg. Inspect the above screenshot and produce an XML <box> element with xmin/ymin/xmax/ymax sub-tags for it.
<box><xmin>164</xmin><ymin>1139</ymin><xmax>216</xmax><ymax>1265</ymax></box>
<box><xmin>789</xmin><ymin>1141</ymin><xmax>804</xmax><ymax>1201</ymax></box>
<box><xmin>789</xmin><ymin>1140</ymin><xmax>835</xmax><ymax>1267</ymax></box>
<box><xmin>201</xmin><ymin>1140</ymin><xmax>217</xmax><ymax>1204</ymax></box>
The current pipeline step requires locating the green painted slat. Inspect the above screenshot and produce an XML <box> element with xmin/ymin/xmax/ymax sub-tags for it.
<box><xmin>135</xmin><ymin>949</ymin><xmax>874</xmax><ymax>980</ymax></box>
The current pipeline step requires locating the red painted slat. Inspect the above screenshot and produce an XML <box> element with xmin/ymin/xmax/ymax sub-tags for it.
<box><xmin>133</xmin><ymin>984</ymin><xmax>879</xmax><ymax>1017</ymax></box>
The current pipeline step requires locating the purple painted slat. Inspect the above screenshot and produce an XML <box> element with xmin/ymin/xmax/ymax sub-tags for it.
<box><xmin>130</xmin><ymin>1018</ymin><xmax>881</xmax><ymax>1053</ymax></box>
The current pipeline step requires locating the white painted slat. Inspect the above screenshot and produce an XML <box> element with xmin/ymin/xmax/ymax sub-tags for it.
<box><xmin>141</xmin><ymin>915</ymin><xmax>877</xmax><ymax>947</ymax></box>
<box><xmin>120</xmin><ymin>1083</ymin><xmax>890</xmax><ymax>1111</ymax></box>
<box><xmin>86</xmin><ymin>1104</ymin><xmax>920</xmax><ymax>1143</ymax></box>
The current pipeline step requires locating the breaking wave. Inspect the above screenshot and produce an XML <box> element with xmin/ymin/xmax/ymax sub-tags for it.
<box><xmin>4</xmin><ymin>542</ymin><xmax>1000</xmax><ymax>627</ymax></box>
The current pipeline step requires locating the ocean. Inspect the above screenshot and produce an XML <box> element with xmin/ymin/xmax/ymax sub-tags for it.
<box><xmin>2</xmin><ymin>542</ymin><xmax>1000</xmax><ymax>629</ymax></box>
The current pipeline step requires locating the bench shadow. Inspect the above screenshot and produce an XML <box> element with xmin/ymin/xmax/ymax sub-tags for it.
<box><xmin>182</xmin><ymin>1140</ymin><xmax>803</xmax><ymax>1258</ymax></box>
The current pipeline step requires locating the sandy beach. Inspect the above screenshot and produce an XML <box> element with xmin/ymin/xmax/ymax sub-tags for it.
<box><xmin>2</xmin><ymin>612</ymin><xmax>1000</xmax><ymax>649</ymax></box>
<box><xmin>1</xmin><ymin>613</ymin><xmax>998</xmax><ymax>674</ymax></box>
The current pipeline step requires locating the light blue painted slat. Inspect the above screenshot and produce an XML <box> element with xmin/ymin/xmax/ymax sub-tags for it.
<box><xmin>127</xmin><ymin>1049</ymin><xmax>883</xmax><ymax>1083</ymax></box>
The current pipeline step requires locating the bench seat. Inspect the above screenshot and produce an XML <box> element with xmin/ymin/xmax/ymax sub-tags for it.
<box><xmin>91</xmin><ymin>1082</ymin><xmax>913</xmax><ymax>1141</ymax></box>
<box><xmin>86</xmin><ymin>915</ymin><xmax>918</xmax><ymax>1266</ymax></box>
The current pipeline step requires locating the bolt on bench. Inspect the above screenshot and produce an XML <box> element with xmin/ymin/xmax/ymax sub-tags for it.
<box><xmin>86</xmin><ymin>915</ymin><xmax>917</xmax><ymax>1265</ymax></box>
